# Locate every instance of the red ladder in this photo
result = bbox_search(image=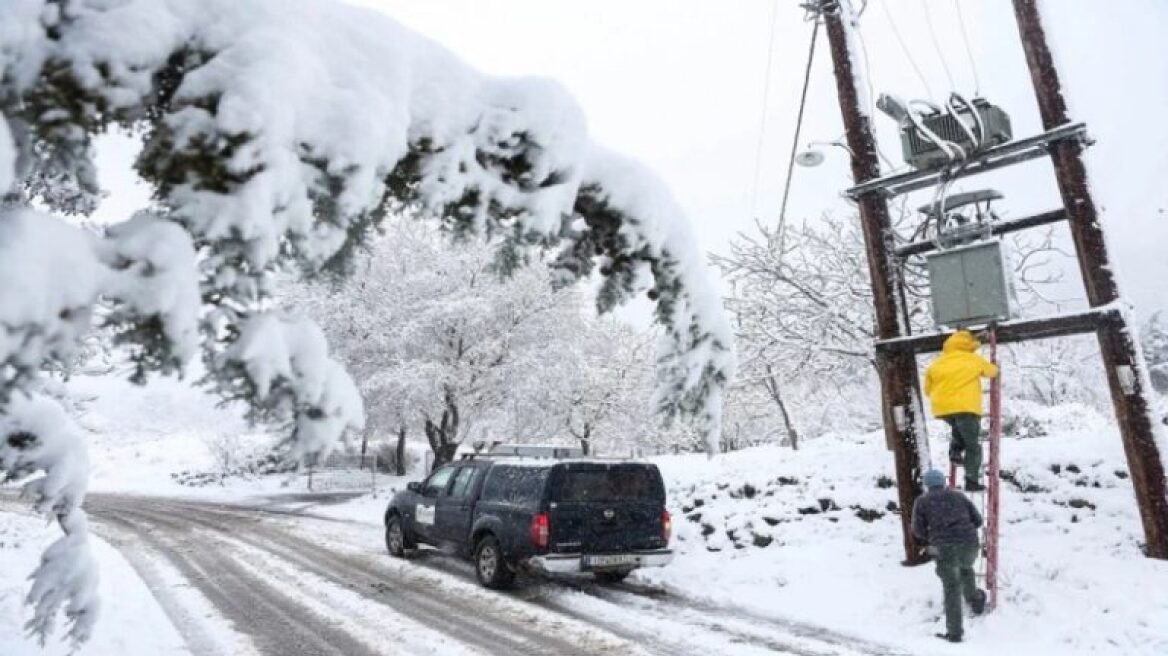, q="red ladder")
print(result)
[985,327,1001,610]
[946,327,1002,610]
